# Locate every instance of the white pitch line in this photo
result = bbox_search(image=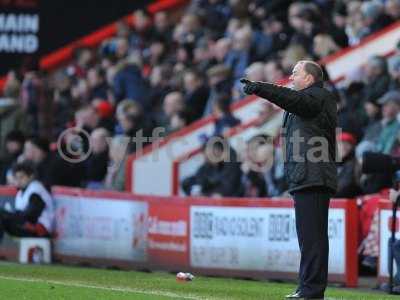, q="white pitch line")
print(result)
[0,275,214,300]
